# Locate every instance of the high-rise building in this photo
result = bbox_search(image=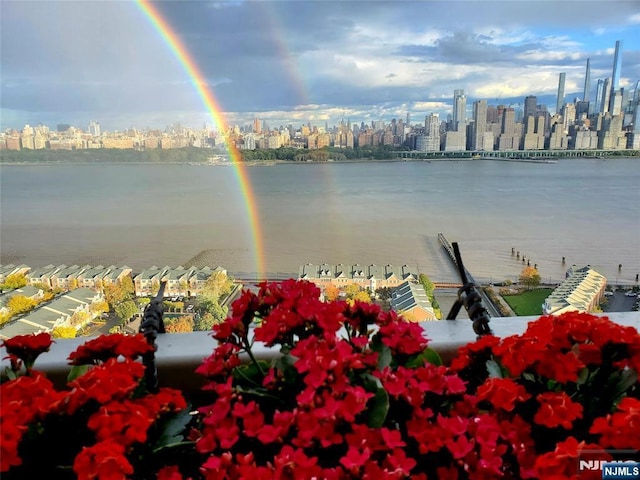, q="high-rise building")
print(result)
[609,41,623,114]
[595,79,605,115]
[452,89,466,131]
[611,40,622,91]
[583,59,591,102]
[601,78,612,114]
[88,121,101,137]
[556,73,566,114]
[471,100,488,150]
[523,96,537,121]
